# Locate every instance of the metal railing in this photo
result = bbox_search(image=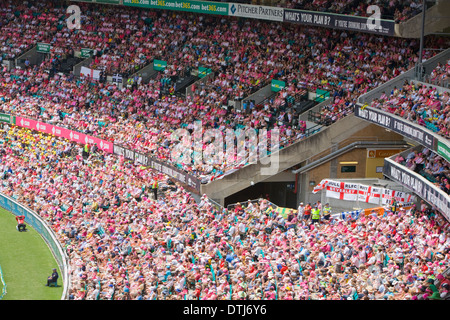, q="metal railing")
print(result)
[226,198,278,212]
[421,74,450,89]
